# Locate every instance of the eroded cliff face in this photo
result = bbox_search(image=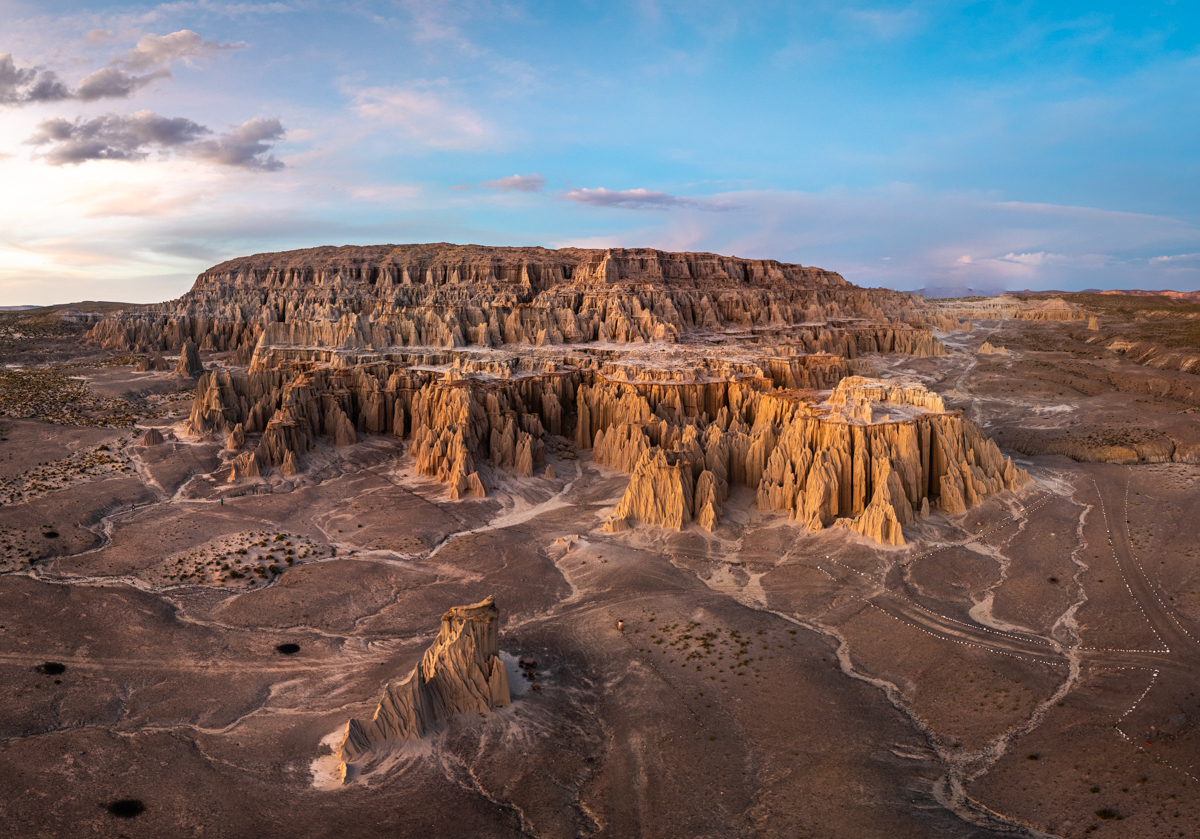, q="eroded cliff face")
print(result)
[92,243,1025,544]
[595,376,1027,545]
[89,243,948,355]
[336,596,510,780]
